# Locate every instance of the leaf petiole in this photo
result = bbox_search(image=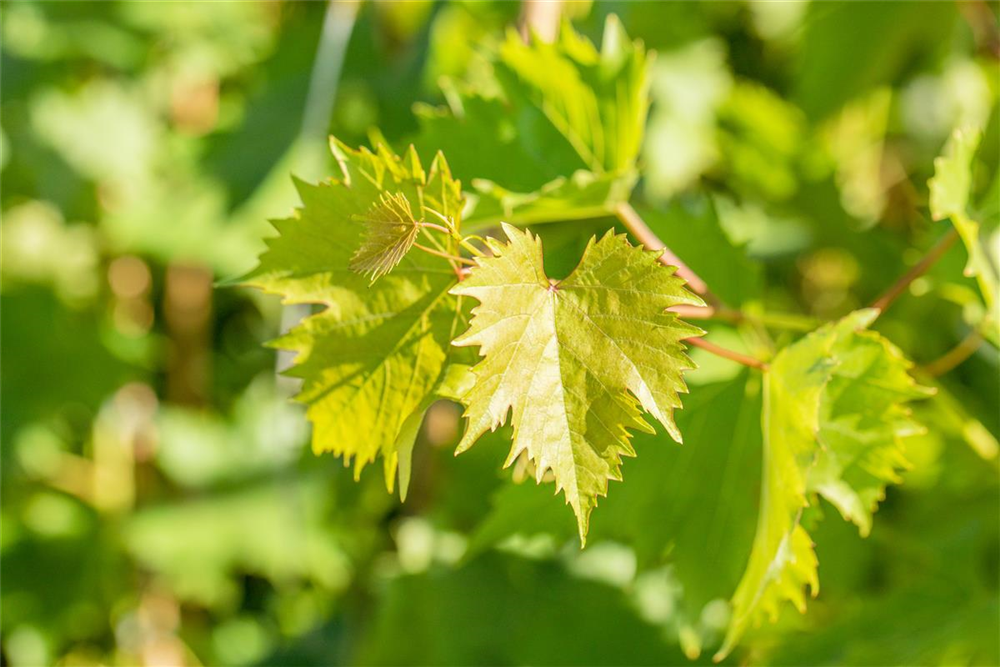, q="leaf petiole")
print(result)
[413,242,478,266]
[685,336,769,371]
